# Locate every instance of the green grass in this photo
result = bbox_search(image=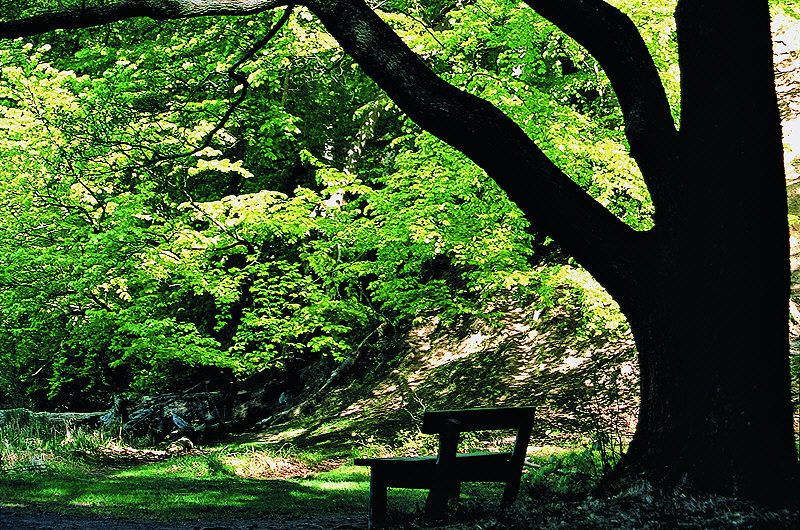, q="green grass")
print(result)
[1,462,370,521]
[0,442,604,526]
[0,458,509,525]
[0,436,511,524]
[0,410,608,525]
